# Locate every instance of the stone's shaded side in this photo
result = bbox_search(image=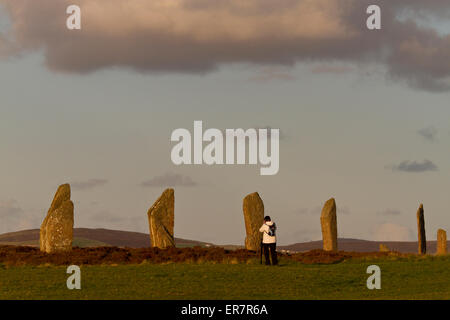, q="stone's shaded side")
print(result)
[243,192,264,251]
[40,184,74,253]
[147,188,175,249]
[320,198,338,252]
[437,229,447,255]
[417,204,426,255]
